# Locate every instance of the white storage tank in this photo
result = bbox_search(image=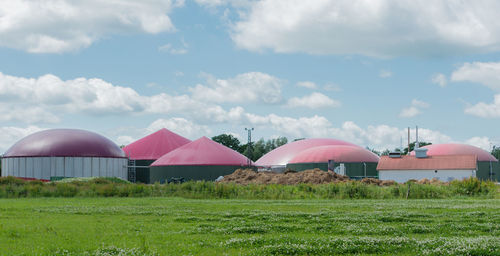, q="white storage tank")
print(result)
[1,129,128,181]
